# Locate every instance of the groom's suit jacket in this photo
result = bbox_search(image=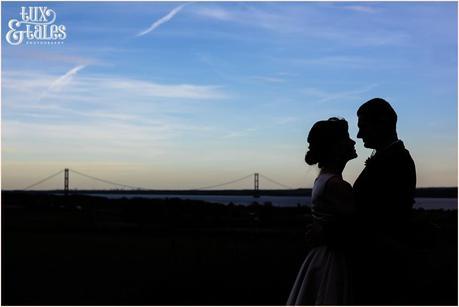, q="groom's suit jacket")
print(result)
[353,140,416,232]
